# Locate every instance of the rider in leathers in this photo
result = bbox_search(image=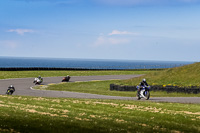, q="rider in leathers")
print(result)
[7,85,15,94]
[138,79,148,96]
